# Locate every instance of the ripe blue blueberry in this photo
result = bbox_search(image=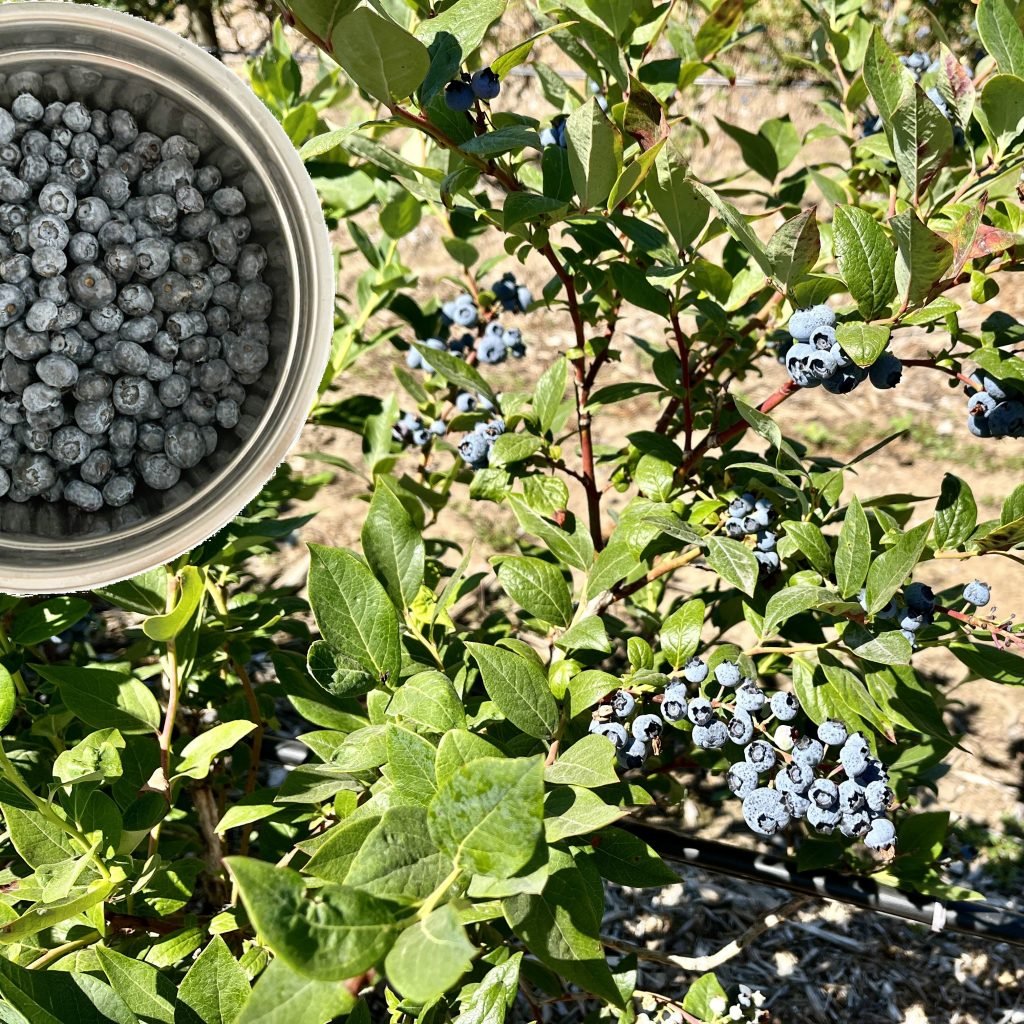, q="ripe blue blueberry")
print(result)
[839,733,870,777]
[611,689,635,718]
[864,817,897,850]
[776,762,814,794]
[808,778,839,810]
[619,737,648,769]
[784,791,811,818]
[788,304,836,341]
[864,779,894,813]
[904,582,935,616]
[817,719,848,746]
[744,740,776,773]
[793,736,824,767]
[589,720,628,750]
[726,709,754,745]
[807,804,842,833]
[660,682,687,722]
[840,808,873,839]
[686,696,714,727]
[735,680,765,712]
[769,691,799,721]
[476,333,507,365]
[693,720,728,749]
[838,778,866,814]
[470,67,501,101]
[714,661,741,688]
[682,656,708,684]
[457,430,490,469]
[631,713,663,742]
[963,579,990,607]
[742,787,790,836]
[726,761,759,798]
[869,351,903,390]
